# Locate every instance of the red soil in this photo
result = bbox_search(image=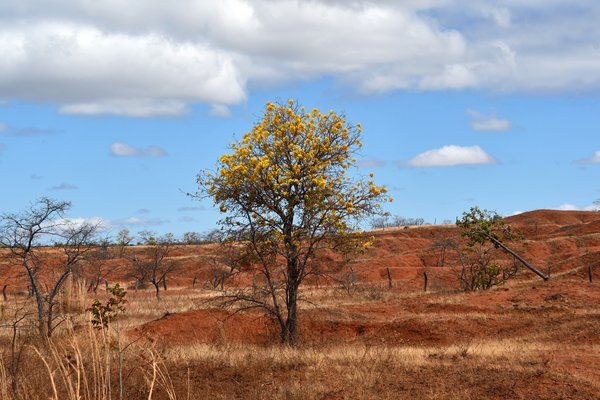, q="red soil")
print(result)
[129,210,600,348]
